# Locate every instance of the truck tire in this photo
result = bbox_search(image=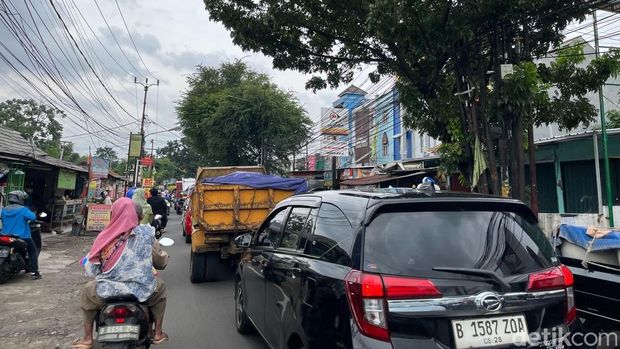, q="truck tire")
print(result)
[204,252,221,282]
[190,251,206,283]
[185,234,191,244]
